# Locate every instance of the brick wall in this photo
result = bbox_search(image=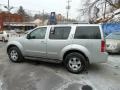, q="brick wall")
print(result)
[0,12,23,23]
